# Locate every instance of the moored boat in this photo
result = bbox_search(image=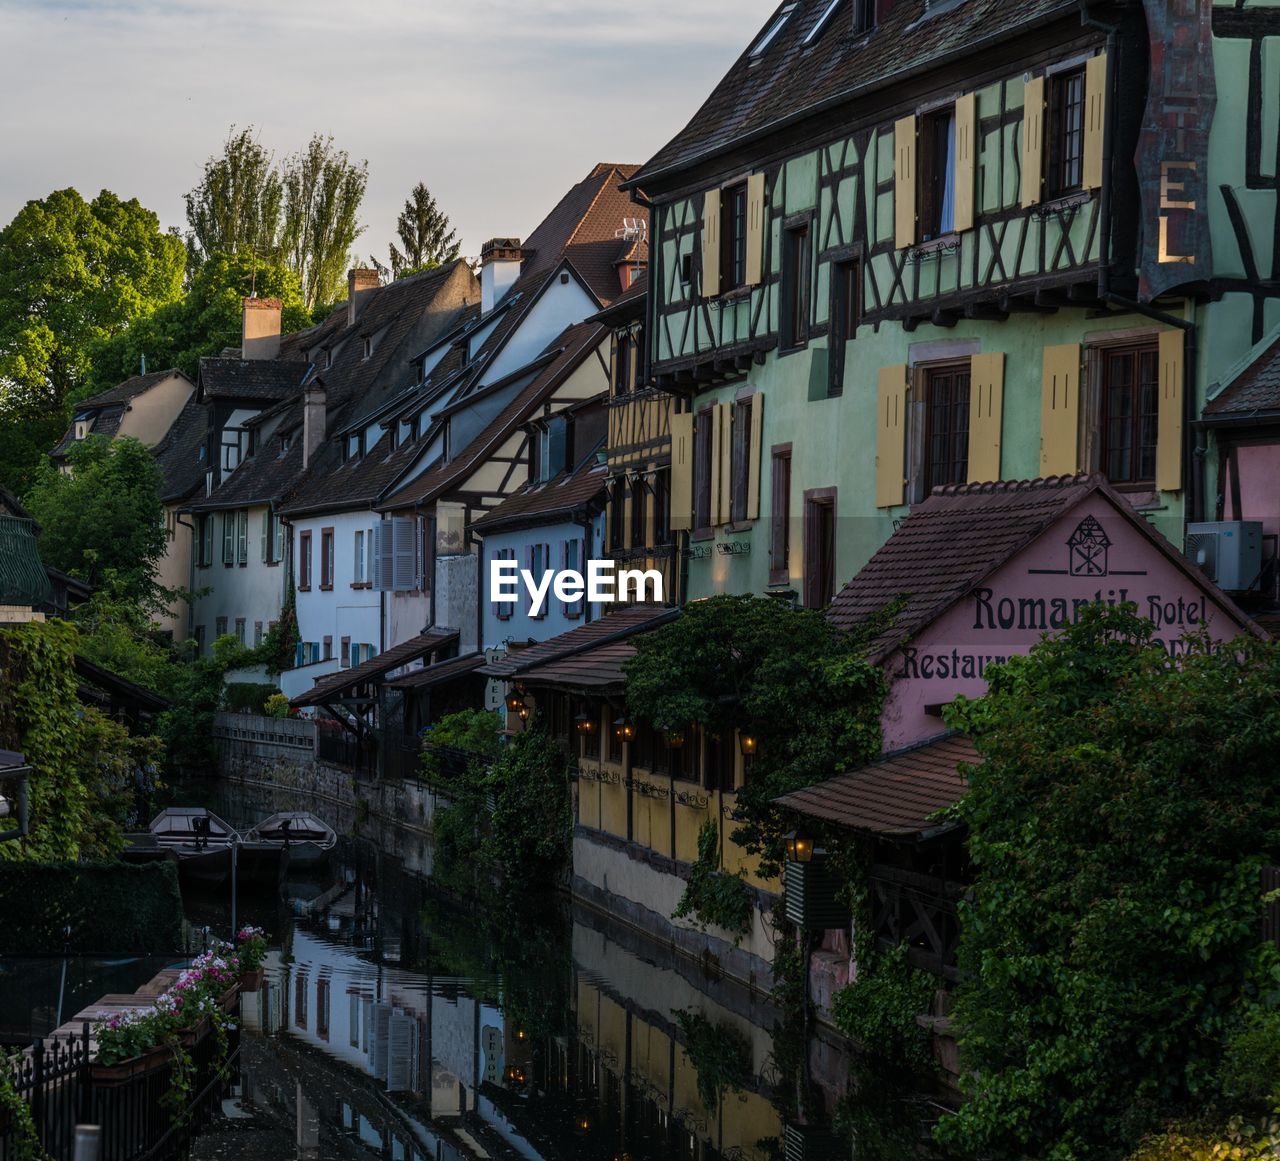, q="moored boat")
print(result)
[244,811,337,869]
